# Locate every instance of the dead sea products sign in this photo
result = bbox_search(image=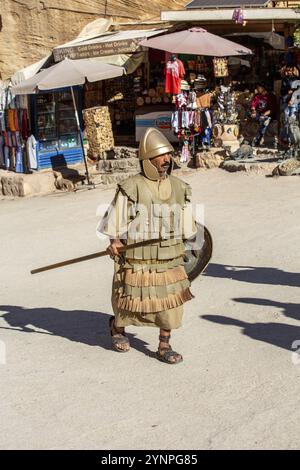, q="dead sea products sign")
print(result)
[54,39,146,62]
